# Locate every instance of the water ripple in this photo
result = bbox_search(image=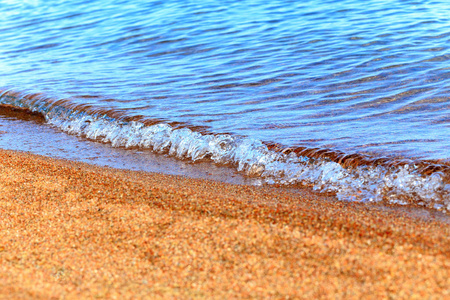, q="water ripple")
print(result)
[0,0,450,205]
